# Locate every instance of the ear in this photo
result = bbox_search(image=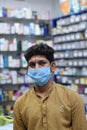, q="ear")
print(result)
[50,62,57,72]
